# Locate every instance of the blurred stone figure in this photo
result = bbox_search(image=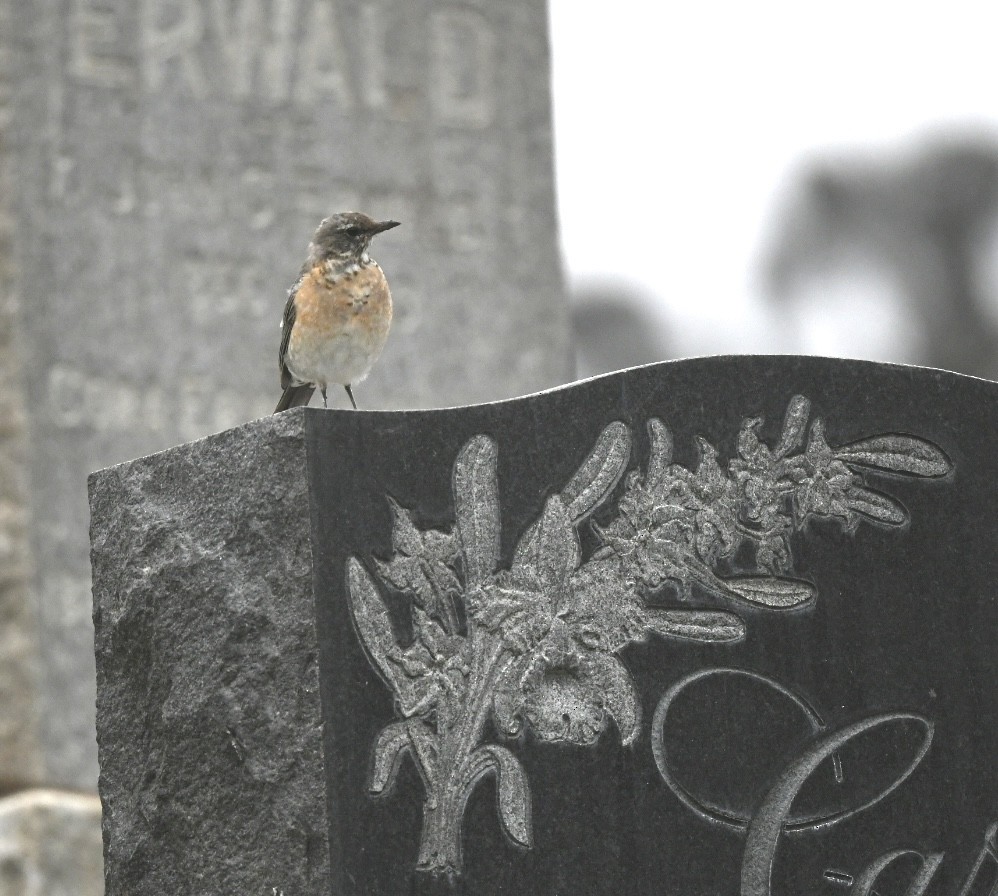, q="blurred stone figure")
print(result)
[572,281,674,379]
[763,133,998,379]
